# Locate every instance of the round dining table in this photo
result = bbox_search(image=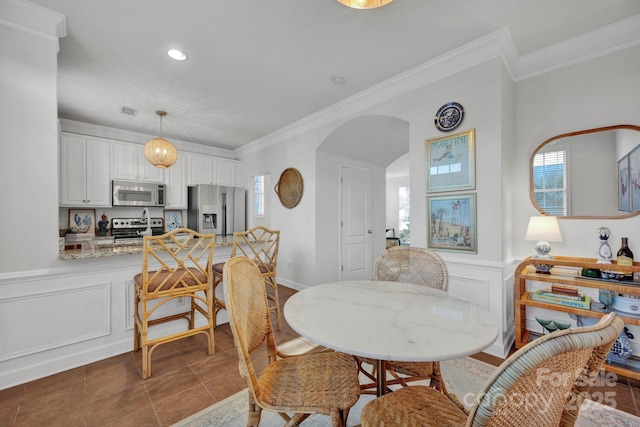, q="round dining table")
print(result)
[284,280,499,396]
